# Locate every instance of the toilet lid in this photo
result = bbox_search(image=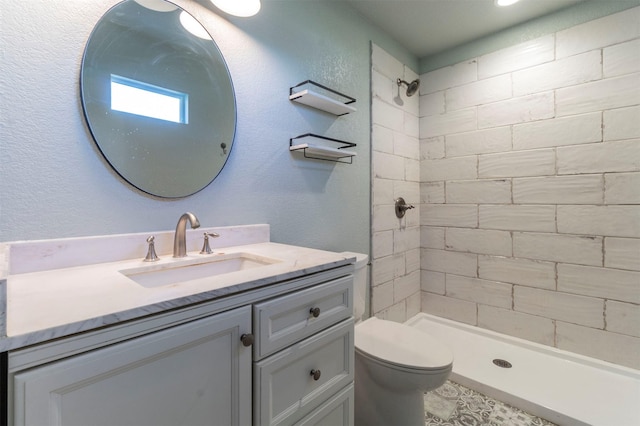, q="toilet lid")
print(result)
[355,317,453,370]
